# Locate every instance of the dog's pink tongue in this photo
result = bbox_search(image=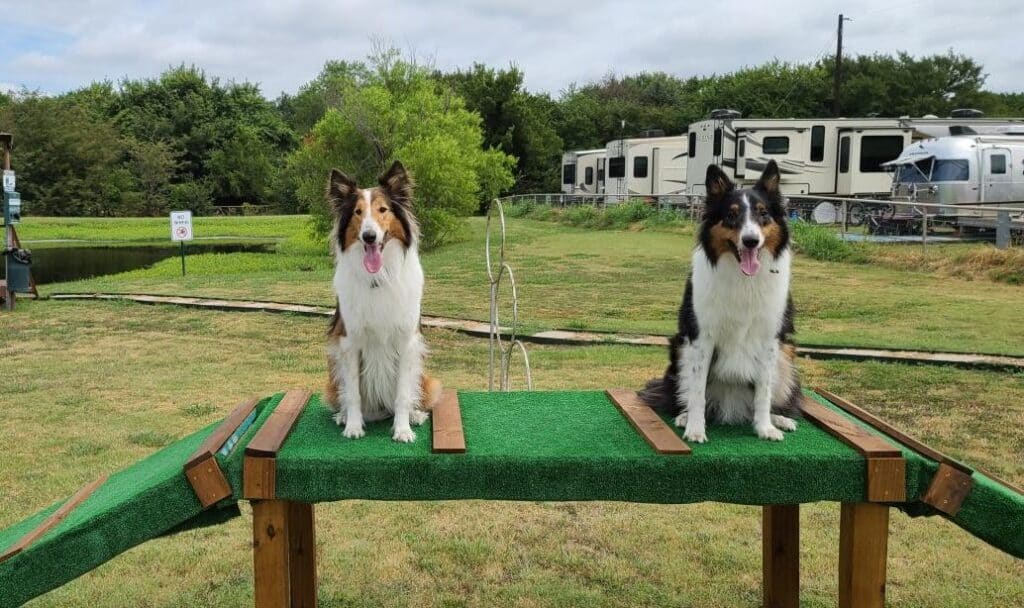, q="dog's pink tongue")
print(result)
[740,248,761,276]
[363,243,383,274]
